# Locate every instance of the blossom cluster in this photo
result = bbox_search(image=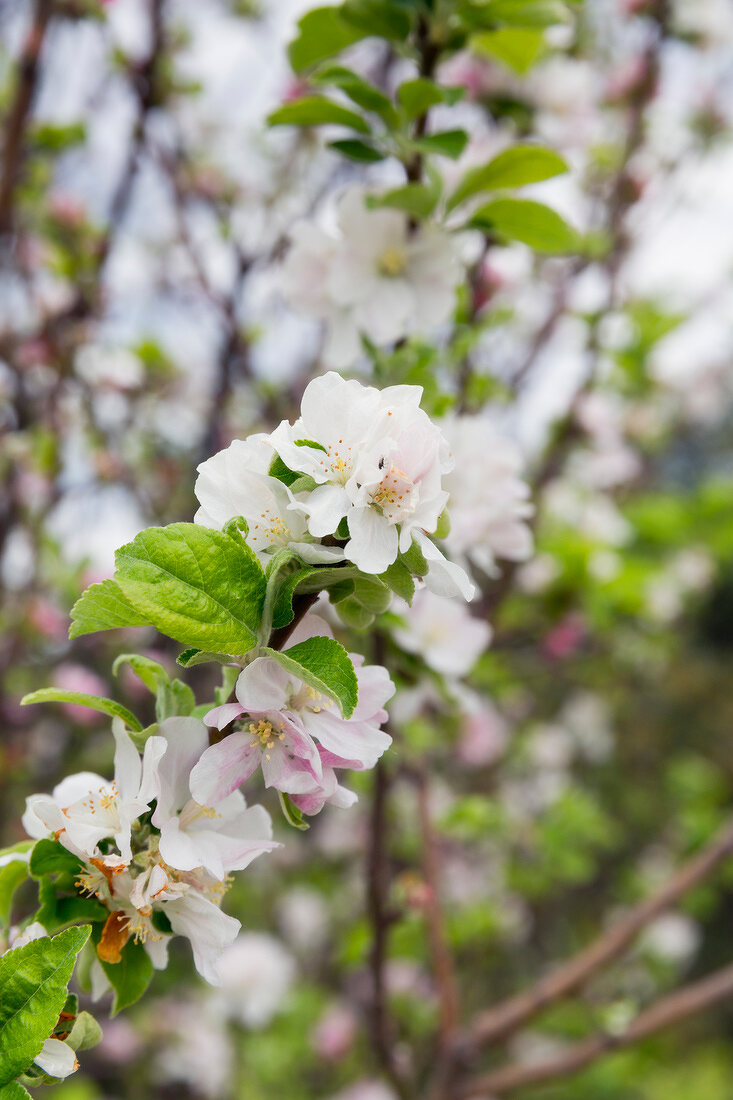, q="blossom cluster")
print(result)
[18,371,531,1003]
[196,370,475,594]
[23,718,277,985]
[280,188,469,367]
